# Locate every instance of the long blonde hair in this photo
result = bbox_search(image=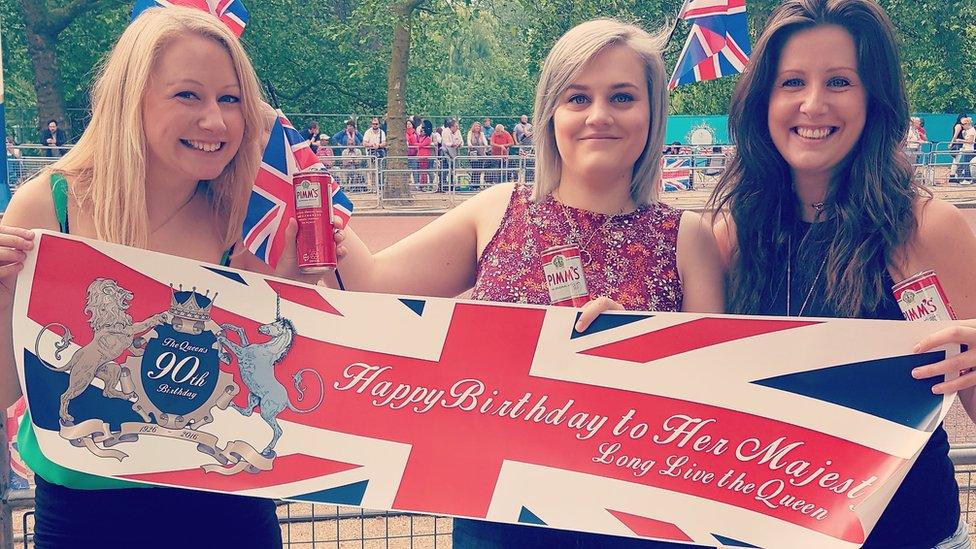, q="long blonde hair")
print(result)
[49,6,265,249]
[531,18,669,205]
